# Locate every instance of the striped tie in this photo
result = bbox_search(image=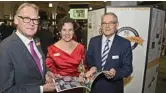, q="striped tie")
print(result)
[101,39,110,70]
